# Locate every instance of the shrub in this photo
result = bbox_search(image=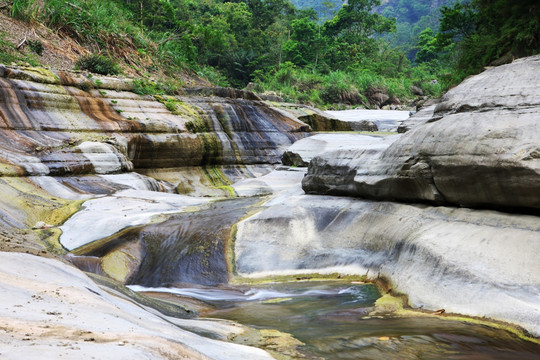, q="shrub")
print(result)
[132,78,158,95]
[27,39,43,56]
[132,78,183,96]
[76,54,120,75]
